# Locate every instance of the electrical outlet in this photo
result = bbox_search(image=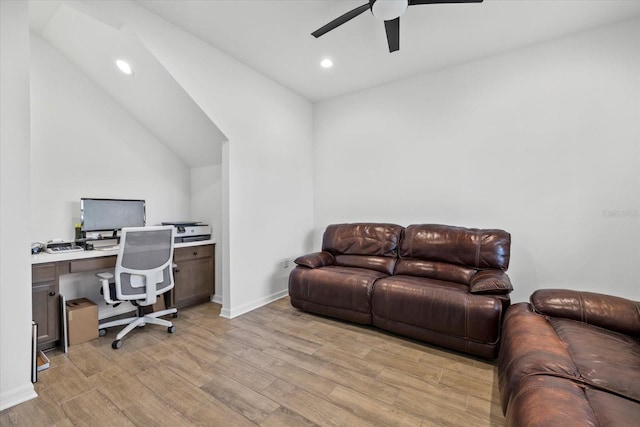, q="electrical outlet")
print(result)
[283,258,290,269]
